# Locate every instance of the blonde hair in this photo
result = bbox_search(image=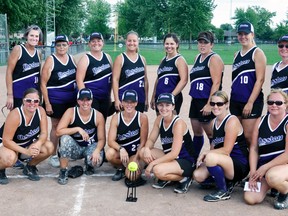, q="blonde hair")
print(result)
[267,88,288,104]
[126,31,139,53]
[211,90,229,103]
